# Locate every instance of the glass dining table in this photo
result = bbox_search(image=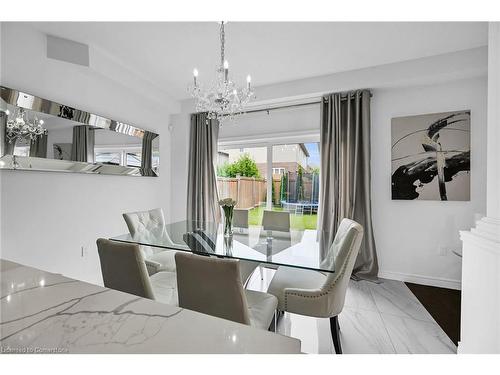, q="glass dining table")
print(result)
[110,220,335,273]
